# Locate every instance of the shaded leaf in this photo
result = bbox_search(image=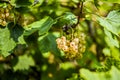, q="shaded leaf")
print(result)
[15,0,32,7]
[38,33,60,56]
[8,22,25,43]
[94,0,99,8]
